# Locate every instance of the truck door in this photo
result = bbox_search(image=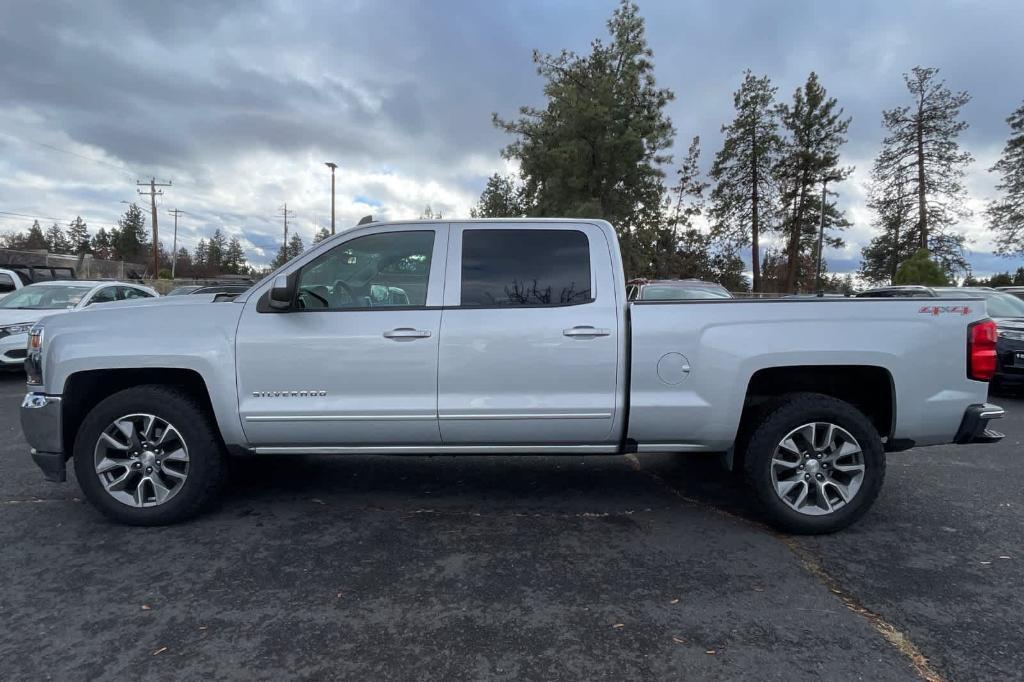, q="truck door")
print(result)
[437,223,621,447]
[235,224,448,448]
